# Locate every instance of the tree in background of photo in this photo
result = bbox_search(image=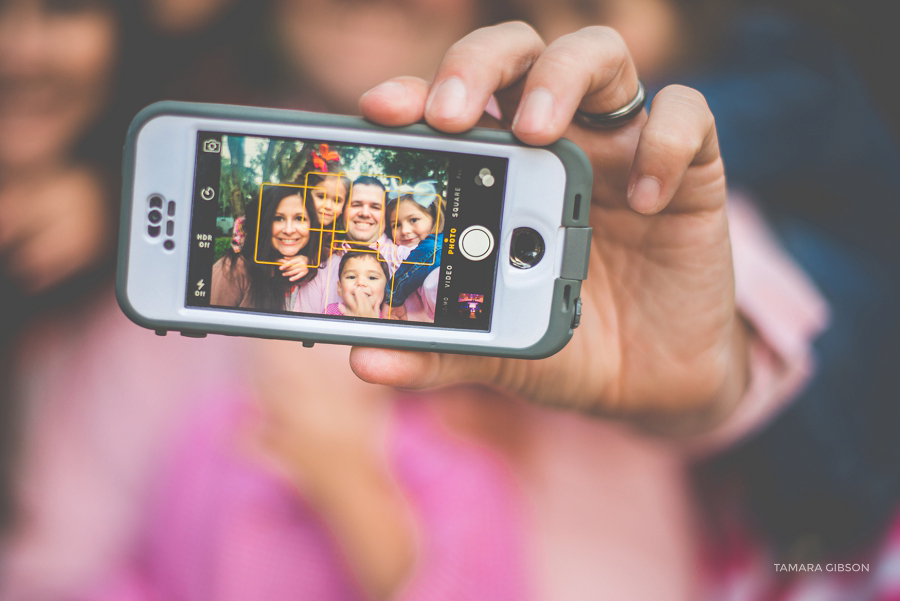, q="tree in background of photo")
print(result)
[211,137,450,263]
[339,146,449,198]
[219,136,308,221]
